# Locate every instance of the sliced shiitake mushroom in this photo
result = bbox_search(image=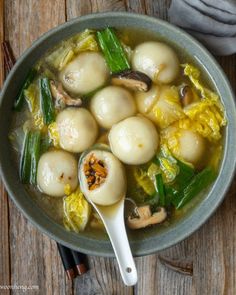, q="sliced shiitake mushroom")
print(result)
[50,80,82,109]
[180,85,194,107]
[127,205,167,229]
[111,70,152,92]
